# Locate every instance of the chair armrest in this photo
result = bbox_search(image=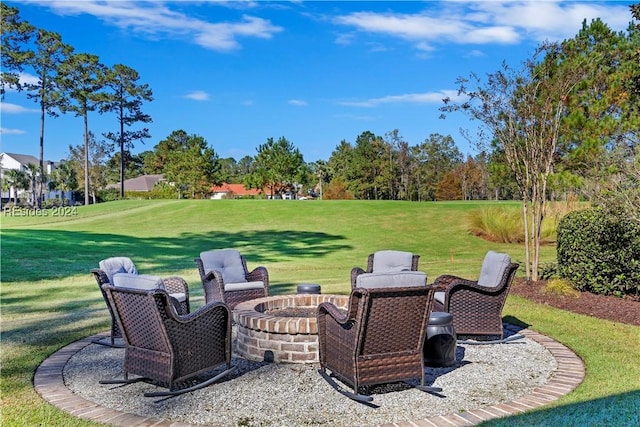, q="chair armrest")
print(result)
[162,276,189,295]
[246,266,269,292]
[350,267,365,289]
[432,274,470,289]
[317,302,350,324]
